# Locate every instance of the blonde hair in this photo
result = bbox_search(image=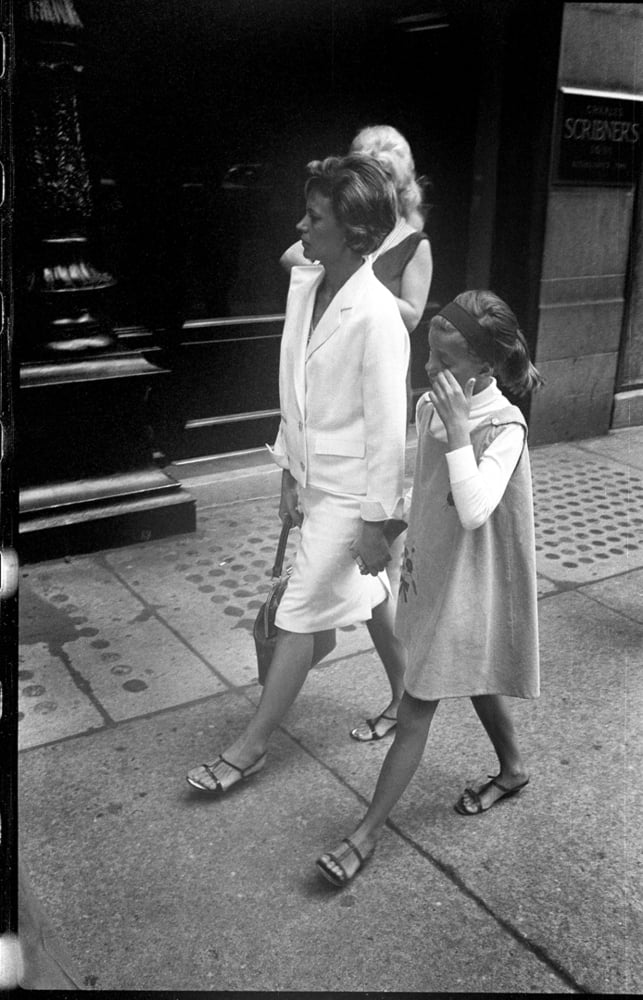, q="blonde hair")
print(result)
[350,124,424,223]
[432,290,544,397]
